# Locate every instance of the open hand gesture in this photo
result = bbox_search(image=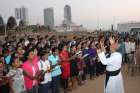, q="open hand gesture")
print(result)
[96,39,105,54]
